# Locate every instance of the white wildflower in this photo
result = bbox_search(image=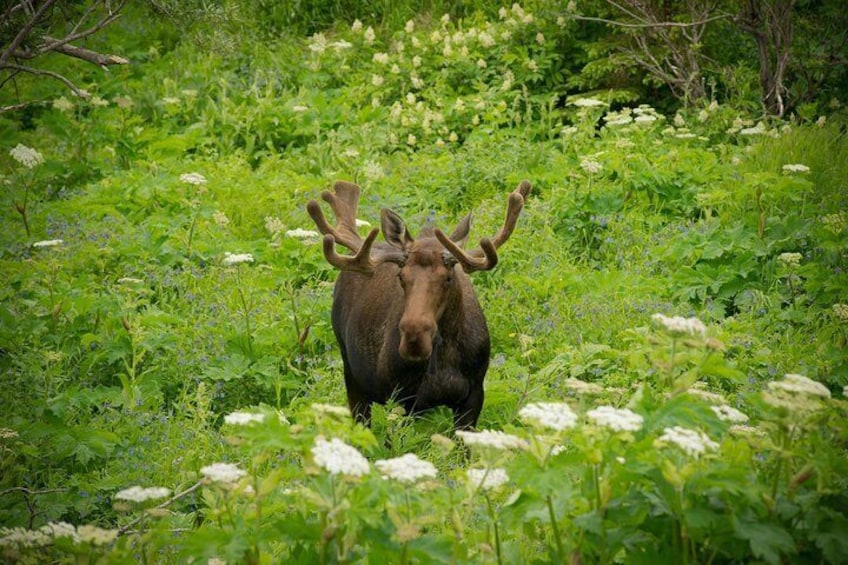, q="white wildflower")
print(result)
[391,63,401,74]
[201,462,247,484]
[214,210,230,227]
[53,96,74,112]
[833,303,848,320]
[115,485,171,503]
[777,252,802,268]
[375,453,437,483]
[580,158,602,175]
[222,252,254,266]
[351,19,362,33]
[816,115,827,127]
[634,114,657,124]
[478,31,495,48]
[32,239,63,248]
[10,144,44,168]
[180,172,207,185]
[331,40,353,51]
[698,109,709,122]
[782,163,810,174]
[364,26,376,45]
[518,402,578,431]
[224,411,266,425]
[657,426,718,458]
[405,20,415,33]
[265,216,285,237]
[673,113,686,127]
[0,527,51,548]
[740,123,766,135]
[0,428,19,439]
[362,160,385,181]
[90,96,109,107]
[571,98,606,108]
[711,405,749,423]
[536,32,545,45]
[407,134,417,146]
[456,429,528,450]
[467,467,509,491]
[586,406,644,432]
[76,524,118,546]
[311,437,370,477]
[476,58,487,69]
[768,374,830,398]
[562,378,604,395]
[651,313,707,338]
[292,105,309,113]
[285,228,320,241]
[373,52,389,64]
[371,74,384,87]
[41,522,78,541]
[675,133,697,139]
